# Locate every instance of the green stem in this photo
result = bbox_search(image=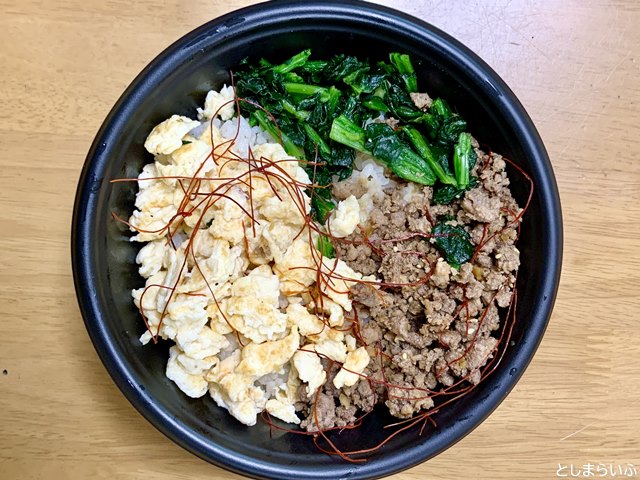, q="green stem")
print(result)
[303,124,331,157]
[403,126,457,186]
[362,96,390,113]
[284,82,328,97]
[281,99,310,121]
[431,98,452,119]
[453,132,473,189]
[252,110,305,159]
[389,52,418,93]
[272,49,311,74]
